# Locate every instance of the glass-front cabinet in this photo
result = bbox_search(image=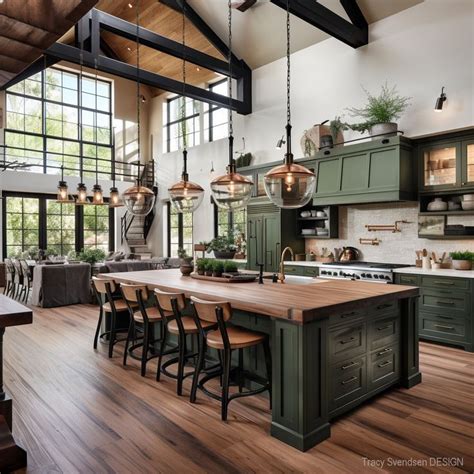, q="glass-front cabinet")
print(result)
[462,140,474,187]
